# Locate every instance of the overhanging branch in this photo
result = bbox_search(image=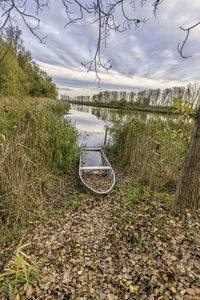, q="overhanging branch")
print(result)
[178,21,200,58]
